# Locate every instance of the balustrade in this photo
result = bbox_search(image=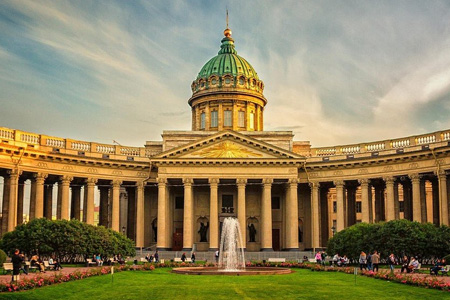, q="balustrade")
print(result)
[96,144,115,154]
[46,138,66,148]
[366,142,385,151]
[71,142,91,151]
[0,129,14,140]
[391,139,410,148]
[416,135,436,145]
